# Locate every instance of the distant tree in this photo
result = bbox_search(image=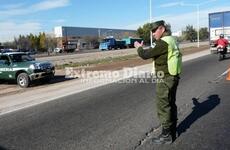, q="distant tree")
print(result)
[14,37,19,49]
[34,35,40,51]
[2,42,16,49]
[183,25,197,42]
[199,27,209,41]
[83,36,99,49]
[9,33,57,53]
[39,32,46,52]
[137,22,171,45]
[45,34,57,55]
[17,35,31,50]
[174,34,184,42]
[123,32,131,38]
[88,36,99,49]
[137,23,152,45]
[28,33,36,50]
